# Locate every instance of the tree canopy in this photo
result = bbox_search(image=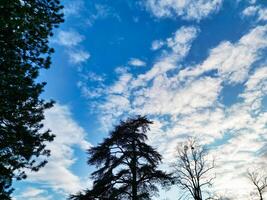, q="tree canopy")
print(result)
[70,116,172,200]
[0,0,63,198]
